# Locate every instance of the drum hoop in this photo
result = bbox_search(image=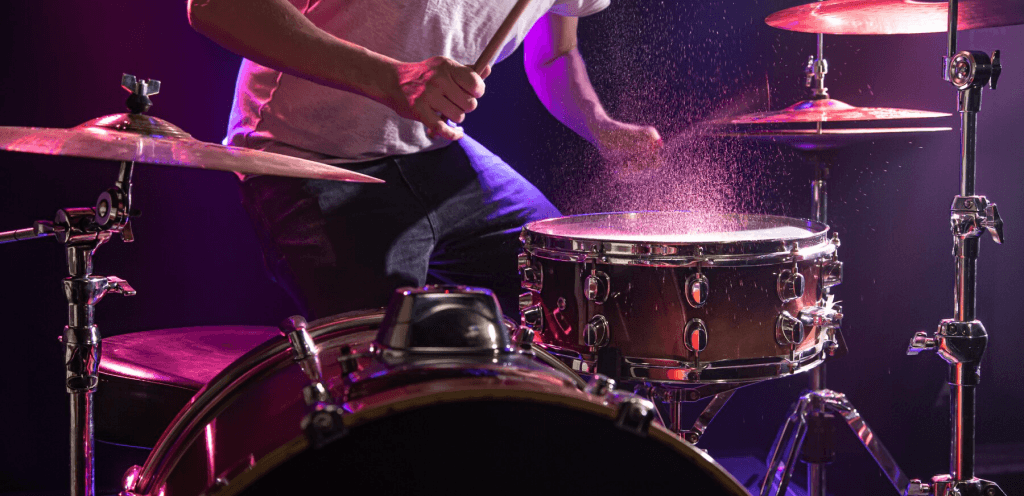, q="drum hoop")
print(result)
[535,336,828,384]
[523,212,832,267]
[134,309,386,495]
[209,384,749,496]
